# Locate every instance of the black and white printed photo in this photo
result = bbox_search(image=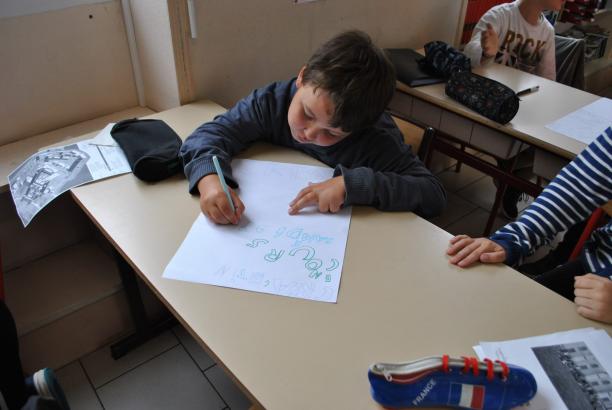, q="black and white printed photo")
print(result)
[533,342,612,410]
